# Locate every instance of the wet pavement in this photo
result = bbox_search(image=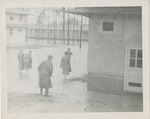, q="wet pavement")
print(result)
[7,44,143,113]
